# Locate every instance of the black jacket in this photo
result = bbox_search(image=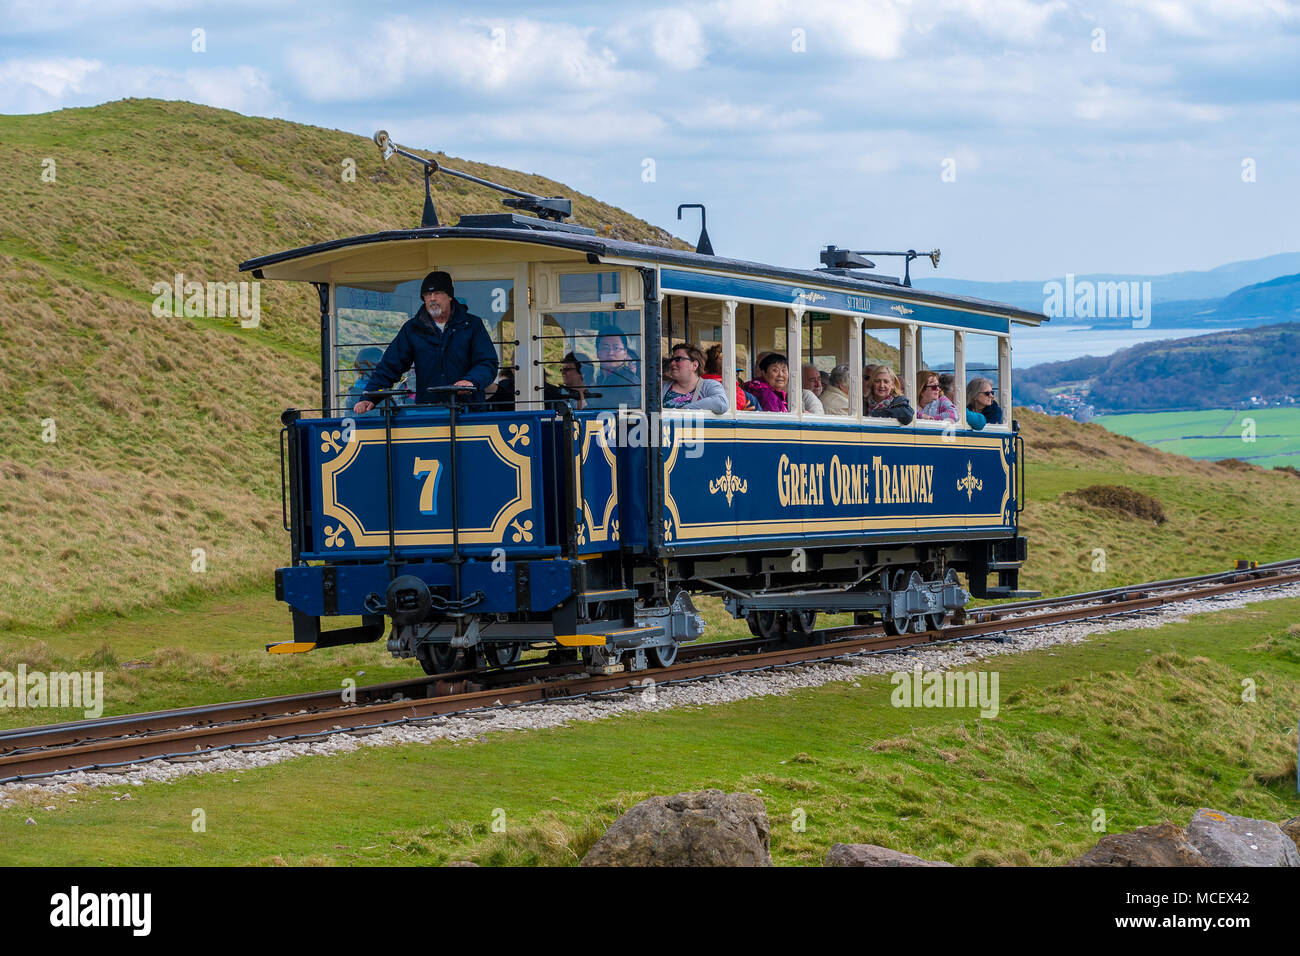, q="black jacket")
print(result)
[363,300,497,404]
[867,395,915,425]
